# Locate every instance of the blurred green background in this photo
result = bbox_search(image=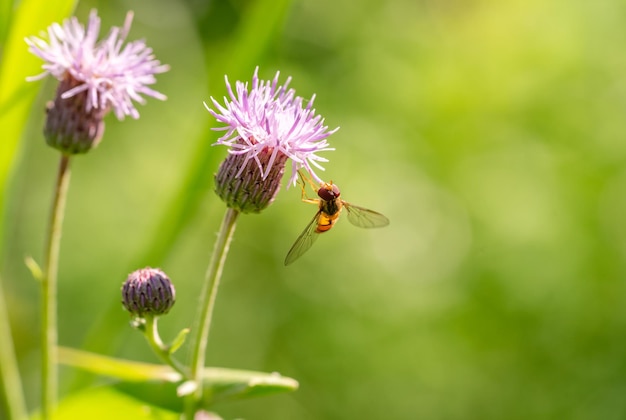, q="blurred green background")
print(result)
[3,0,626,418]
